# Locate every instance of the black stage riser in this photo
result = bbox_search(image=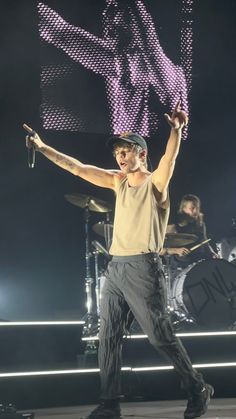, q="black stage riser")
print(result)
[122,334,236,366]
[1,324,236,409]
[0,367,236,410]
[0,324,84,371]
[1,325,236,369]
